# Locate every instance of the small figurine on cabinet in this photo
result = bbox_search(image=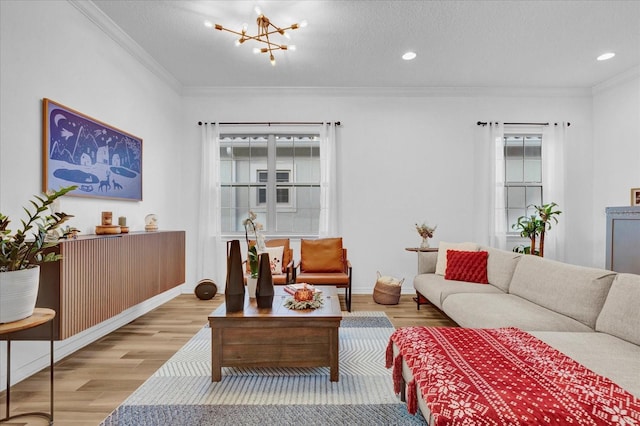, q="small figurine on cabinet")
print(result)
[145,214,158,232]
